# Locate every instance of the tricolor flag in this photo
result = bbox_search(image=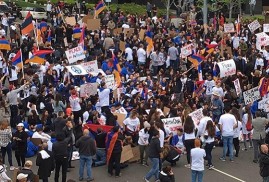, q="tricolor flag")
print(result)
[46,28,51,44]
[73,27,81,39]
[236,15,240,35]
[11,50,23,69]
[21,12,34,35]
[193,80,205,98]
[213,62,218,81]
[0,39,11,50]
[259,77,269,97]
[188,55,203,68]
[145,27,154,56]
[109,51,122,87]
[39,21,47,32]
[33,49,54,58]
[94,0,106,18]
[79,23,86,50]
[25,55,45,64]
